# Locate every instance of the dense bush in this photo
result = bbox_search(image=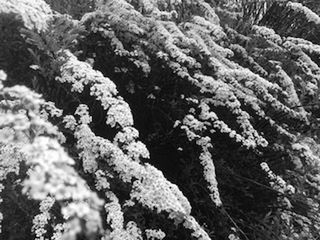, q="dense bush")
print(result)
[1,0,320,239]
